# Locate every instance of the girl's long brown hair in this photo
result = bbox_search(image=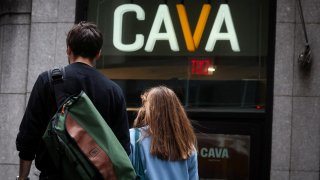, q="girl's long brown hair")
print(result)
[133,86,196,160]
